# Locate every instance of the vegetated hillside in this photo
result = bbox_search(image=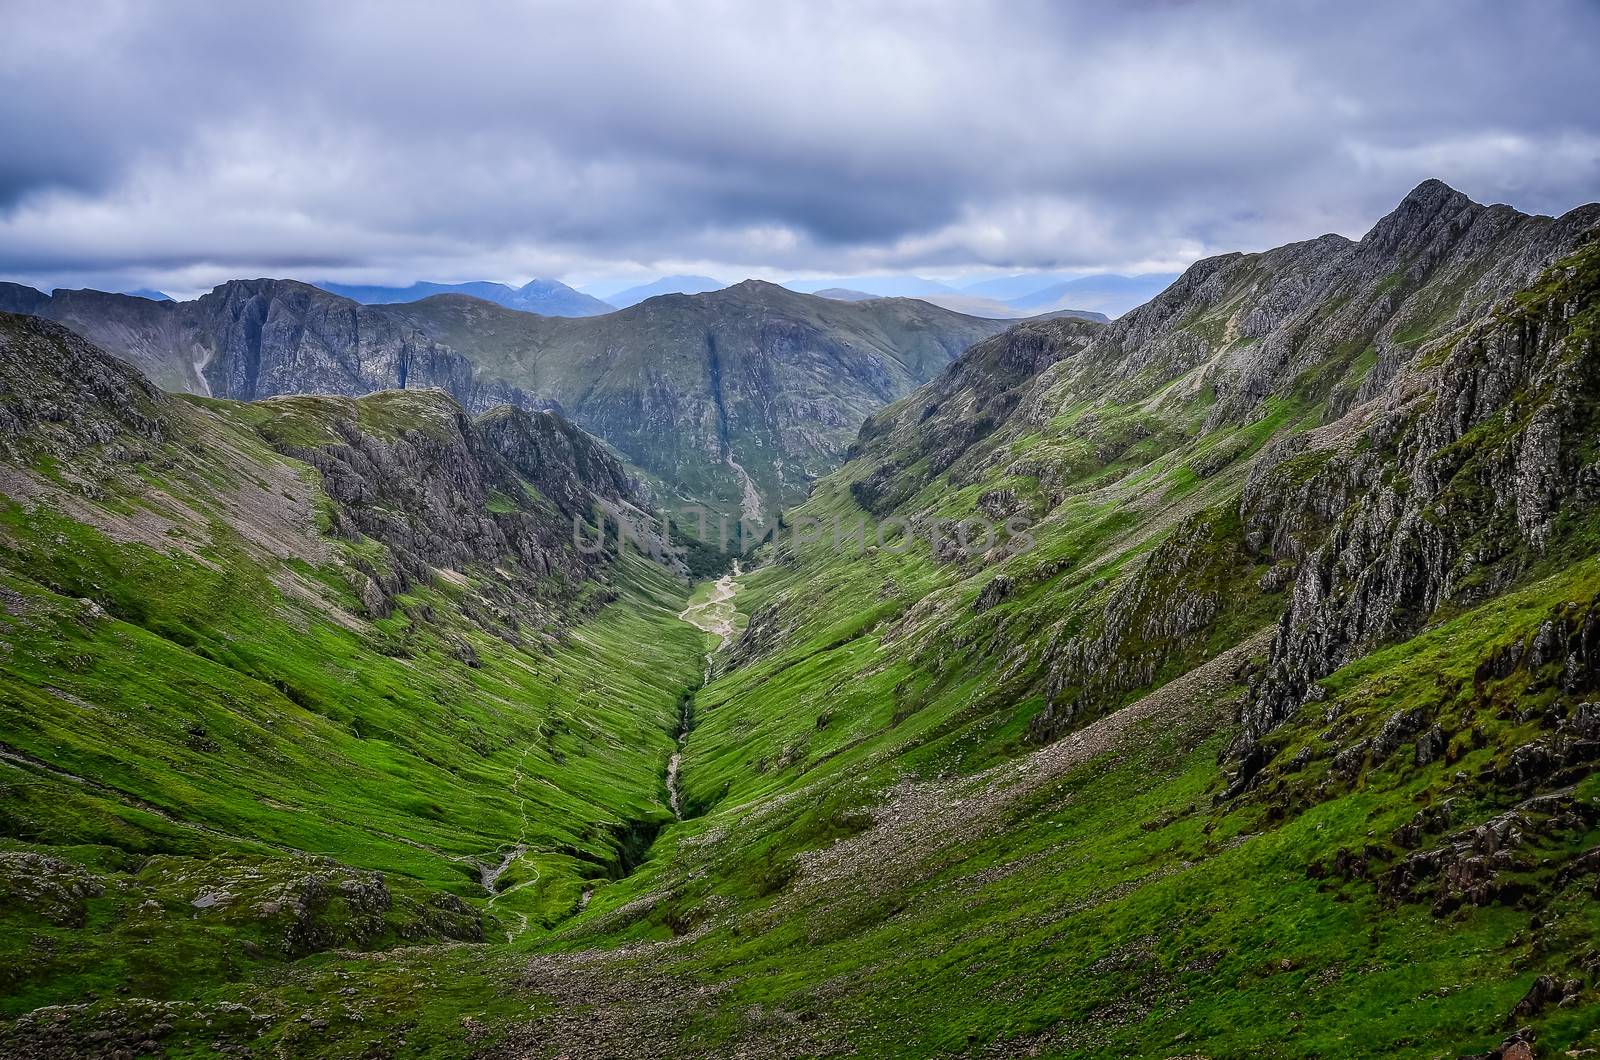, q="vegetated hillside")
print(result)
[0,279,1007,526]
[520,181,1600,1057]
[388,281,1010,522]
[0,312,710,1053]
[7,180,1600,1059]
